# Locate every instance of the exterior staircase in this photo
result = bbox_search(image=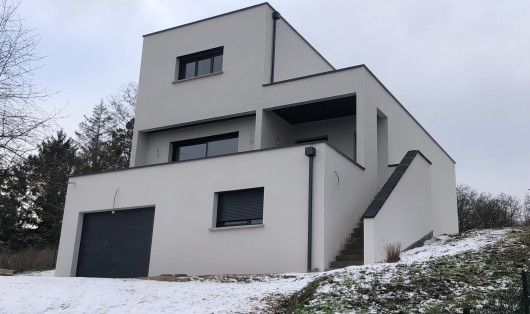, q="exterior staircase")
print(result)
[329,219,364,269]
